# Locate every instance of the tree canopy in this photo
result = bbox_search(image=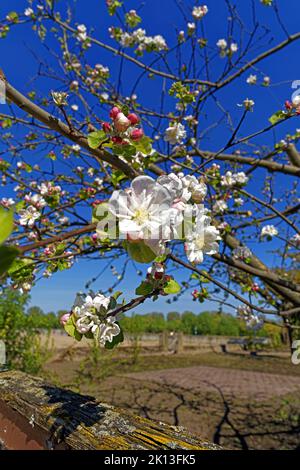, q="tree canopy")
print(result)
[0,0,299,349]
